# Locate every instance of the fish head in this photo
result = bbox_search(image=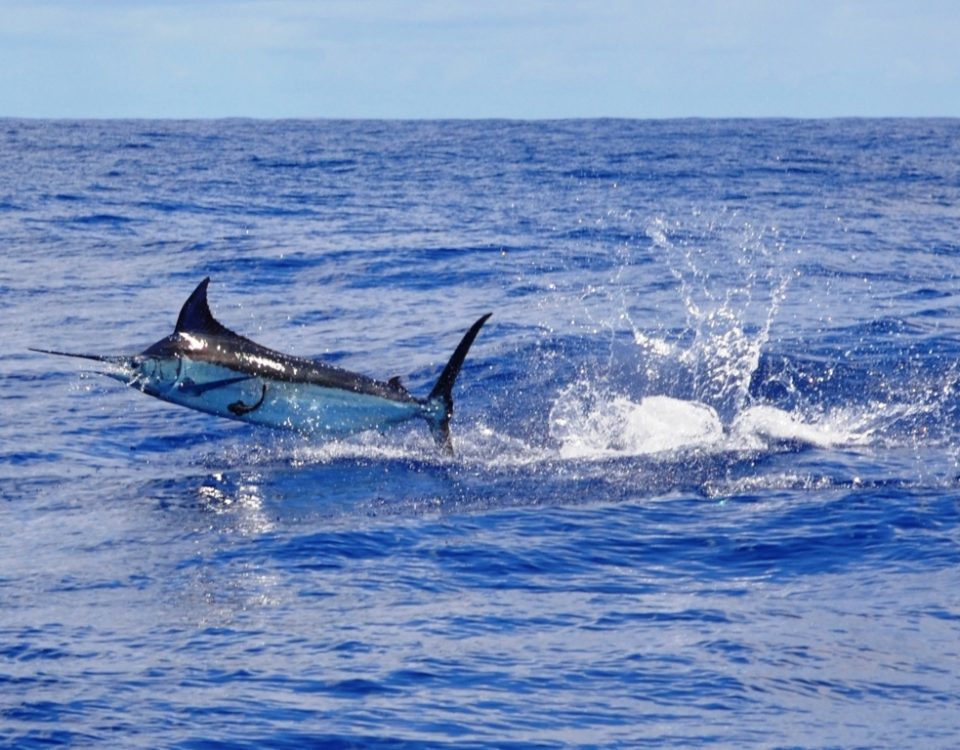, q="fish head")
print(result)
[122,353,185,397]
[30,346,184,398]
